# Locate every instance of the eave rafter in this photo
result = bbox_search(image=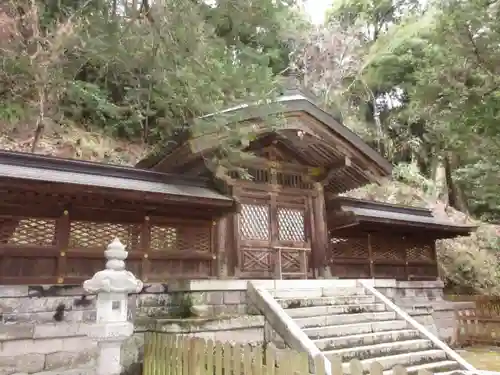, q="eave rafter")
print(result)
[319,156,352,186]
